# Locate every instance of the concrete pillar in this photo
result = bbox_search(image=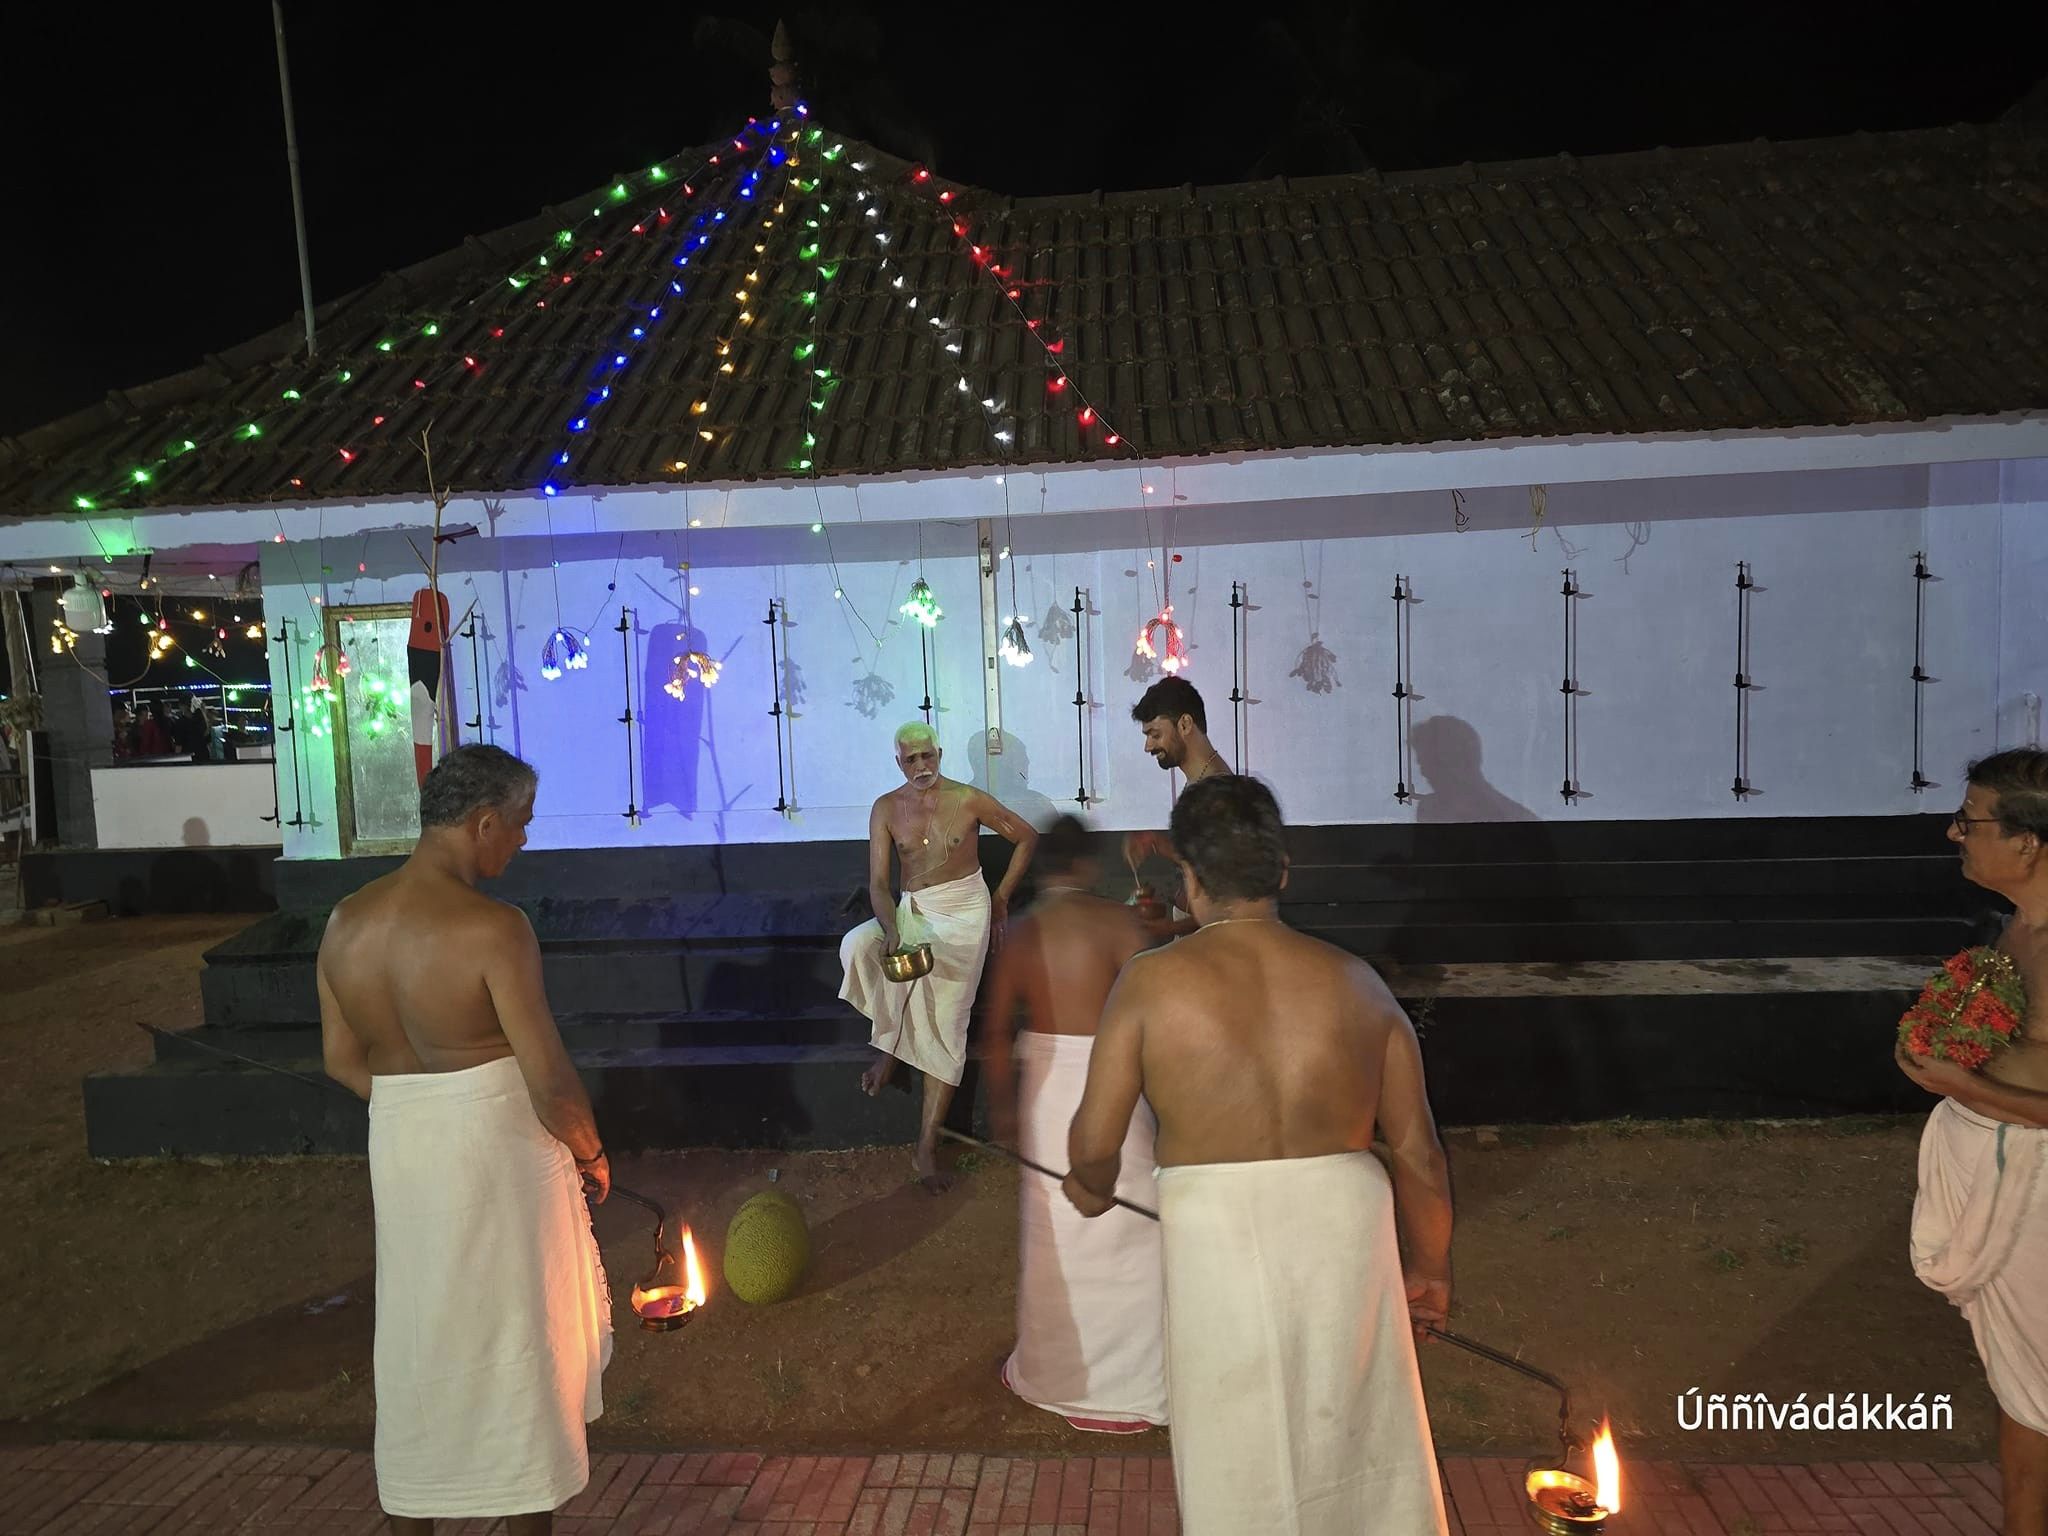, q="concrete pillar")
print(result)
[29,587,109,848]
